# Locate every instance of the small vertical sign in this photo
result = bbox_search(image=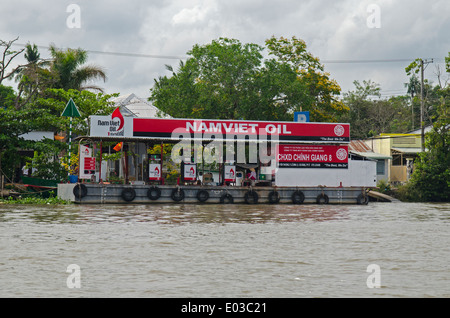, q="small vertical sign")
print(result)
[149,163,161,181]
[224,166,236,183]
[294,111,310,122]
[79,145,95,179]
[183,164,197,181]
